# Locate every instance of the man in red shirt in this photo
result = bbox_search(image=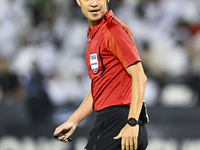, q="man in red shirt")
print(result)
[54,0,149,150]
